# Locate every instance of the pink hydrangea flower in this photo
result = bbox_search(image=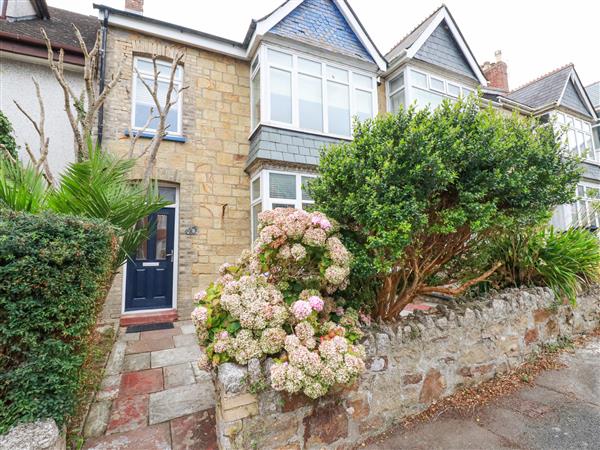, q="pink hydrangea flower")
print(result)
[308,295,324,312]
[291,300,312,320]
[194,290,206,301]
